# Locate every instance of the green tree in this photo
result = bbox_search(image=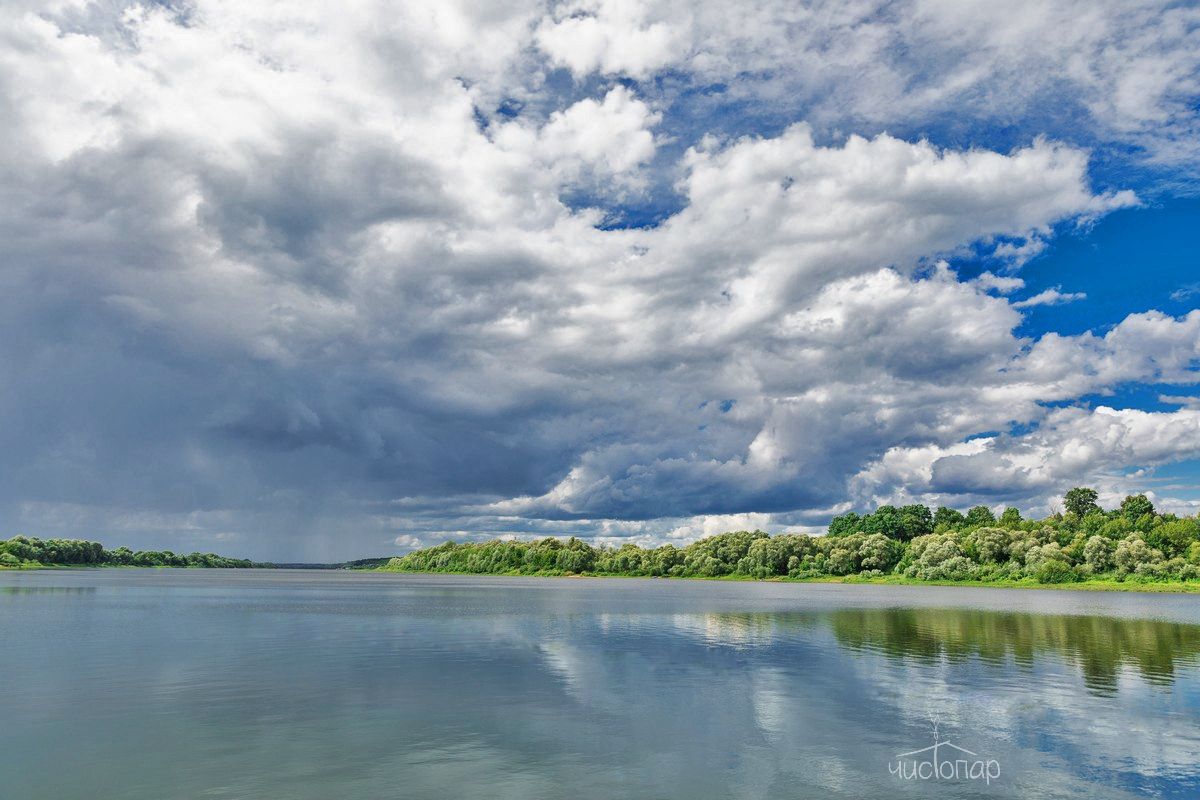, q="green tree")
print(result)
[964,506,996,527]
[644,544,682,576]
[826,512,861,537]
[1144,519,1199,559]
[1064,487,1101,518]
[998,507,1023,528]
[863,506,905,539]
[898,505,934,540]
[933,506,966,529]
[1119,494,1155,520]
[557,538,597,573]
